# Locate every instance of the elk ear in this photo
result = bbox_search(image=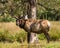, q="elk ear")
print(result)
[25,15,28,20]
[14,15,23,19]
